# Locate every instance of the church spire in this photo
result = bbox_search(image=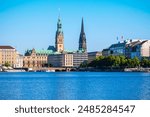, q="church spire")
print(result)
[81,18,84,33]
[79,18,87,52]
